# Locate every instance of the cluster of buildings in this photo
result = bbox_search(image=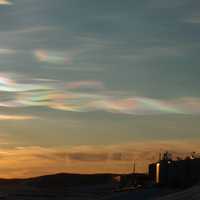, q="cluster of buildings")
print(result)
[149,152,200,188]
